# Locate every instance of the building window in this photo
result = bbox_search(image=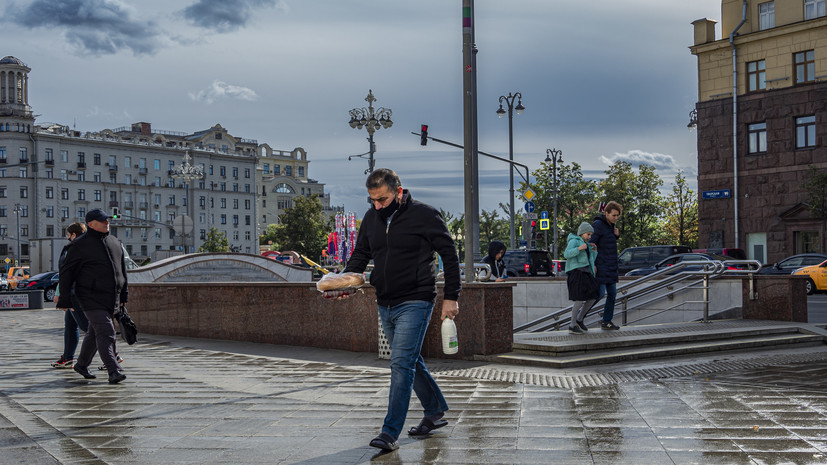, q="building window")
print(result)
[748,122,767,154]
[220,166,226,177]
[795,230,819,253]
[245,199,251,209]
[45,148,53,161]
[244,168,250,178]
[285,166,292,176]
[61,150,69,162]
[61,207,69,219]
[46,225,54,237]
[759,1,774,30]
[233,215,239,226]
[0,147,5,161]
[245,215,251,226]
[77,207,86,219]
[154,159,160,170]
[221,214,227,224]
[298,167,304,177]
[94,190,102,201]
[94,153,101,165]
[78,189,85,200]
[795,50,815,84]
[805,0,826,19]
[232,167,238,178]
[169,195,175,206]
[747,60,766,92]
[19,147,27,162]
[94,172,101,182]
[233,199,239,209]
[263,163,269,174]
[45,168,53,178]
[796,116,817,148]
[0,205,5,217]
[20,186,28,198]
[221,198,227,209]
[273,164,280,175]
